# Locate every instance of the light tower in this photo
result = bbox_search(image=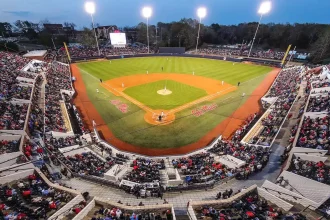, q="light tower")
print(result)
[85,1,101,56]
[248,1,272,57]
[142,7,152,54]
[195,7,207,54]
